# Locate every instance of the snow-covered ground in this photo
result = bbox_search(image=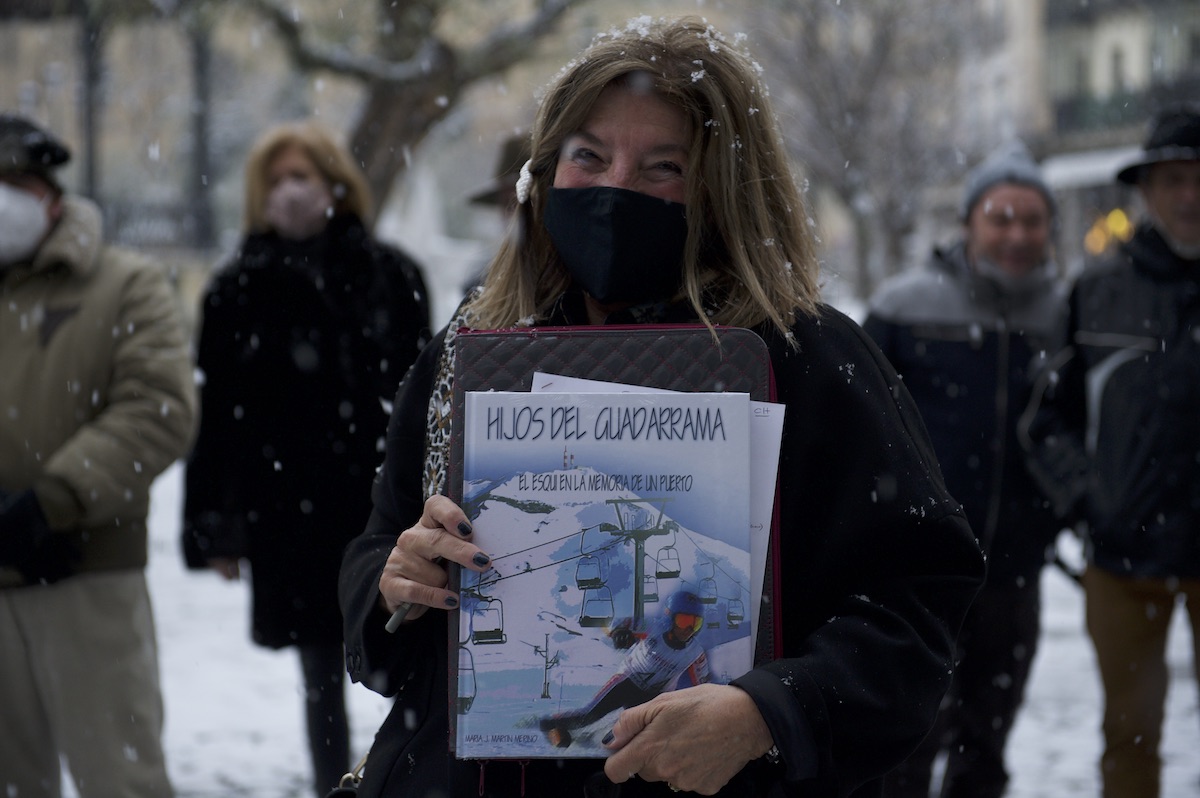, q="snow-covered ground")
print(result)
[140,463,392,798]
[116,463,1200,796]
